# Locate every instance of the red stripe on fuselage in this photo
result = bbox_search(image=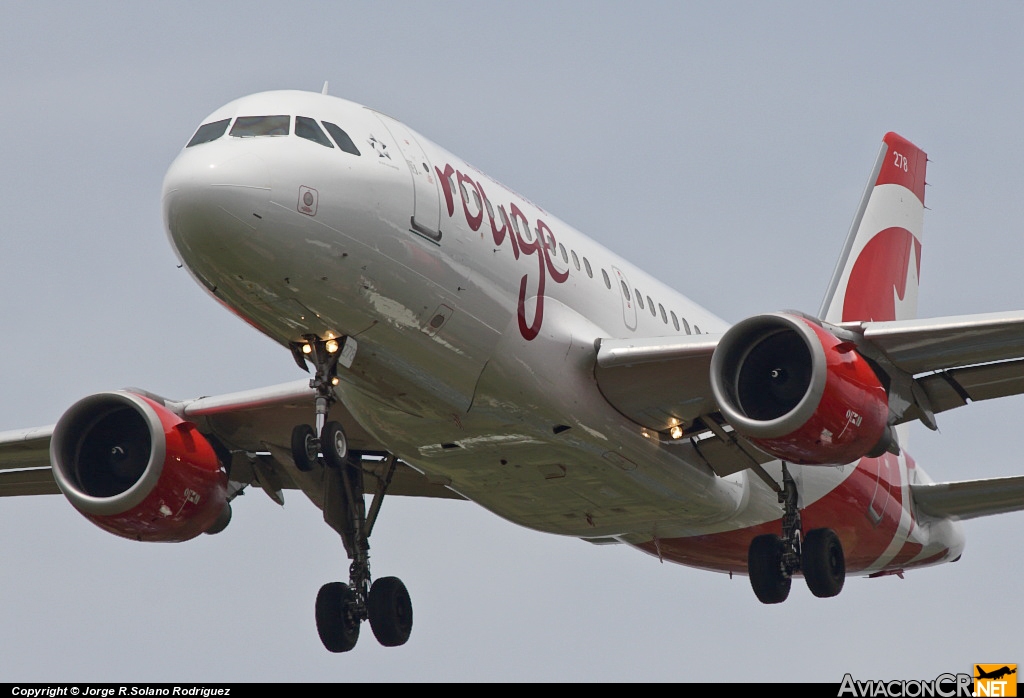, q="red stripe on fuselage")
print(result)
[636,454,911,575]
